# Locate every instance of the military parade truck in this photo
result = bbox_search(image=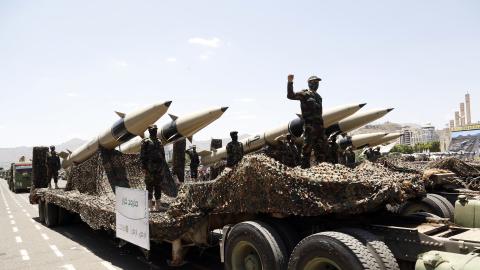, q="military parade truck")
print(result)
[29,146,480,270]
[8,162,33,193]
